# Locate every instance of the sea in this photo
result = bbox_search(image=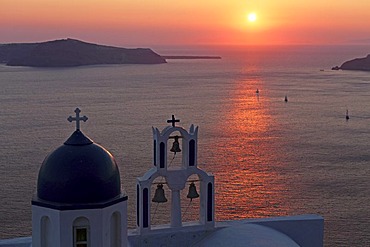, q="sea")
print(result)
[1,45,370,246]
